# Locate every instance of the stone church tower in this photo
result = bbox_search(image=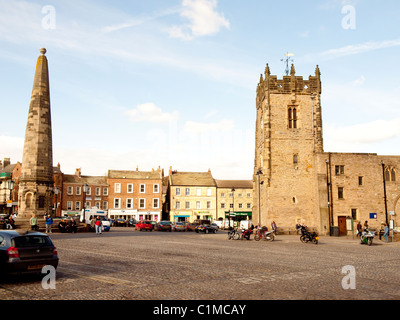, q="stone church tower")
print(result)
[18,48,54,219]
[253,64,324,231]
